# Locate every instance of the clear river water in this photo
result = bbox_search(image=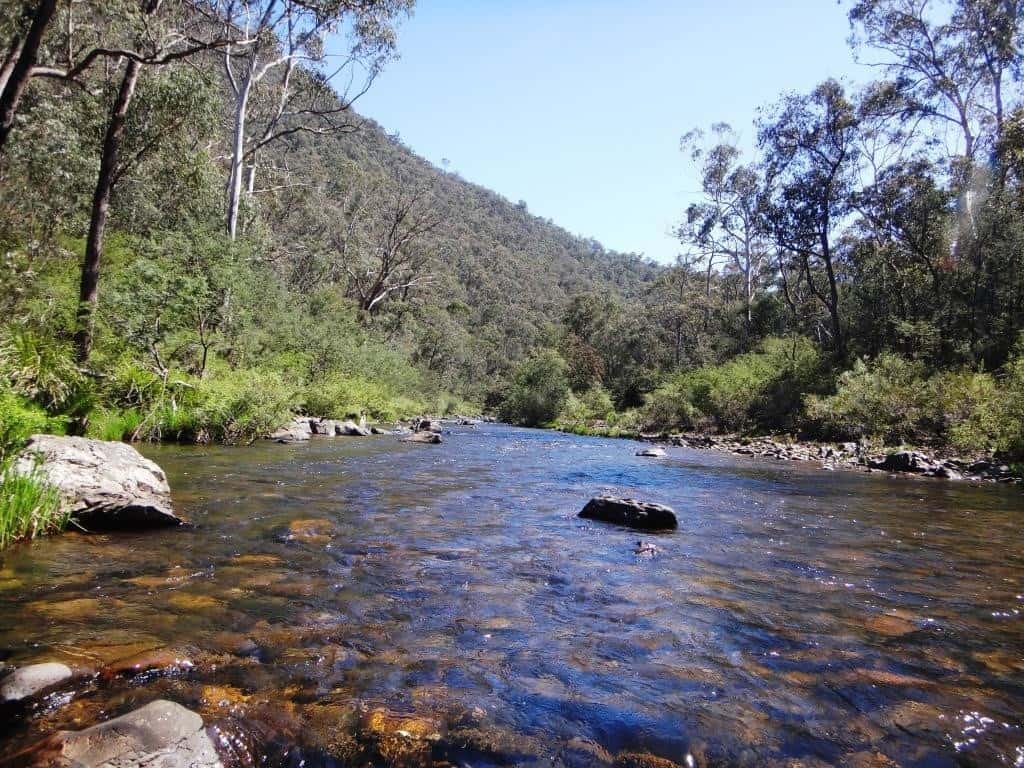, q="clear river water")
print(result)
[0,424,1022,767]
